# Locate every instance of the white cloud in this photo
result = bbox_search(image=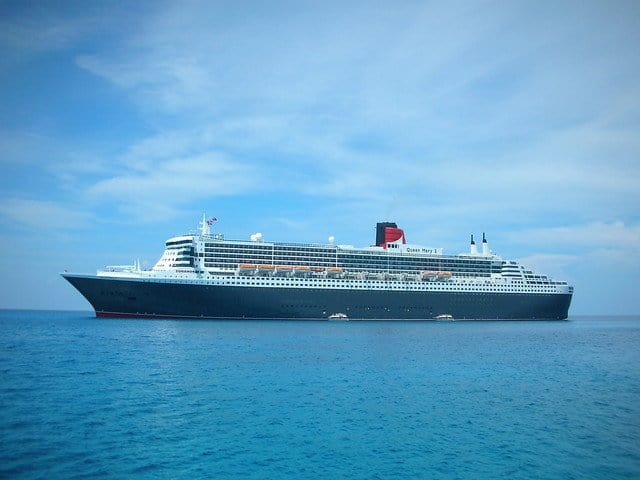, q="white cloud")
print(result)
[1,15,90,53]
[0,3,139,66]
[17,1,636,233]
[501,220,640,298]
[506,221,640,284]
[70,1,640,227]
[87,152,261,222]
[0,131,45,166]
[0,198,90,230]
[516,253,579,280]
[510,222,640,250]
